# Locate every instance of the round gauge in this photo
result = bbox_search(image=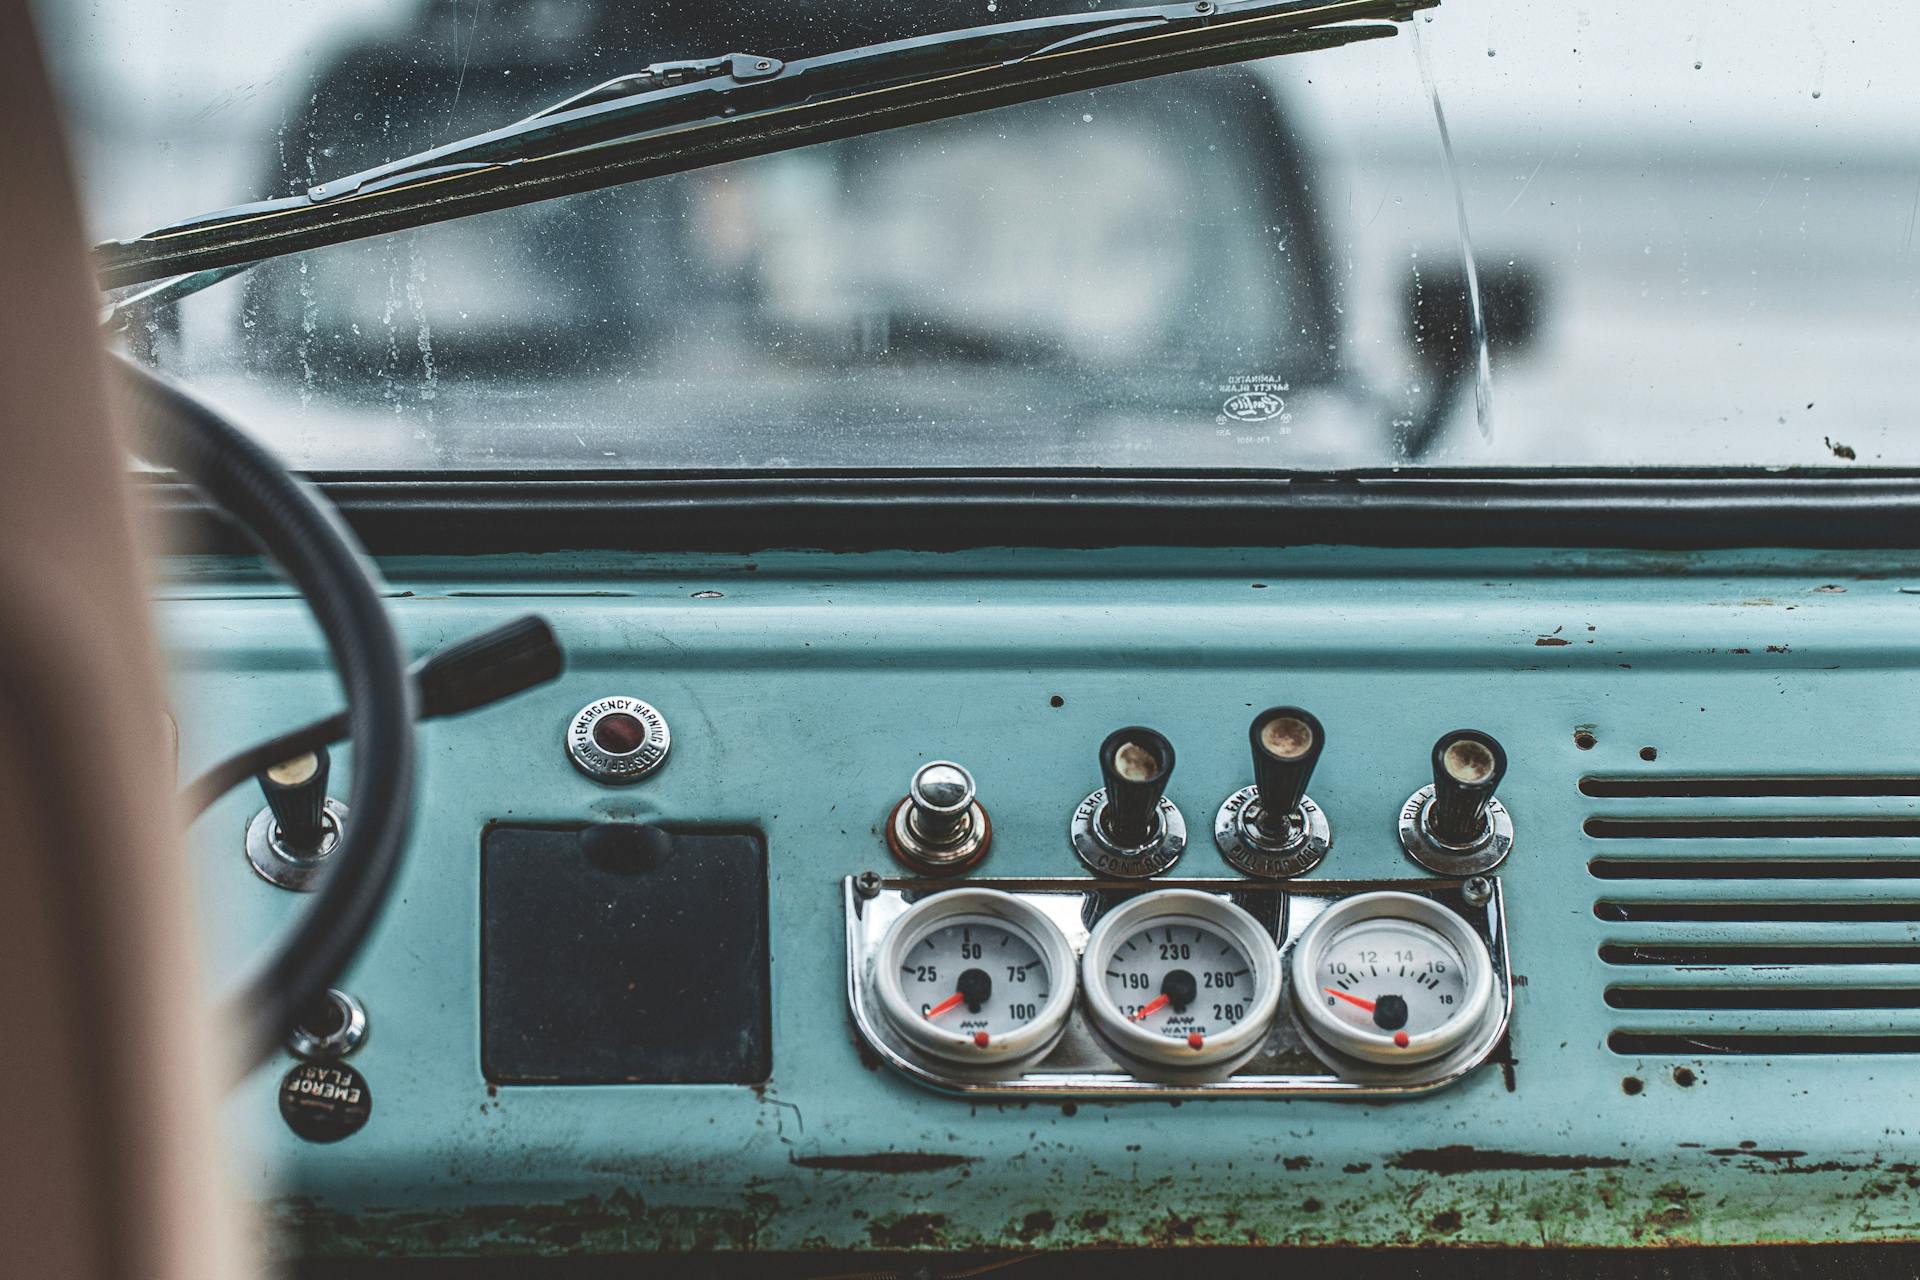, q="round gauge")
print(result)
[1288,891,1496,1067]
[873,889,1077,1073]
[1080,889,1282,1079]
